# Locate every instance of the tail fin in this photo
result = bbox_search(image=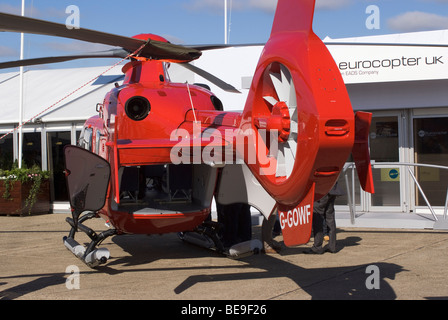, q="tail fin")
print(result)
[271,0,316,35]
